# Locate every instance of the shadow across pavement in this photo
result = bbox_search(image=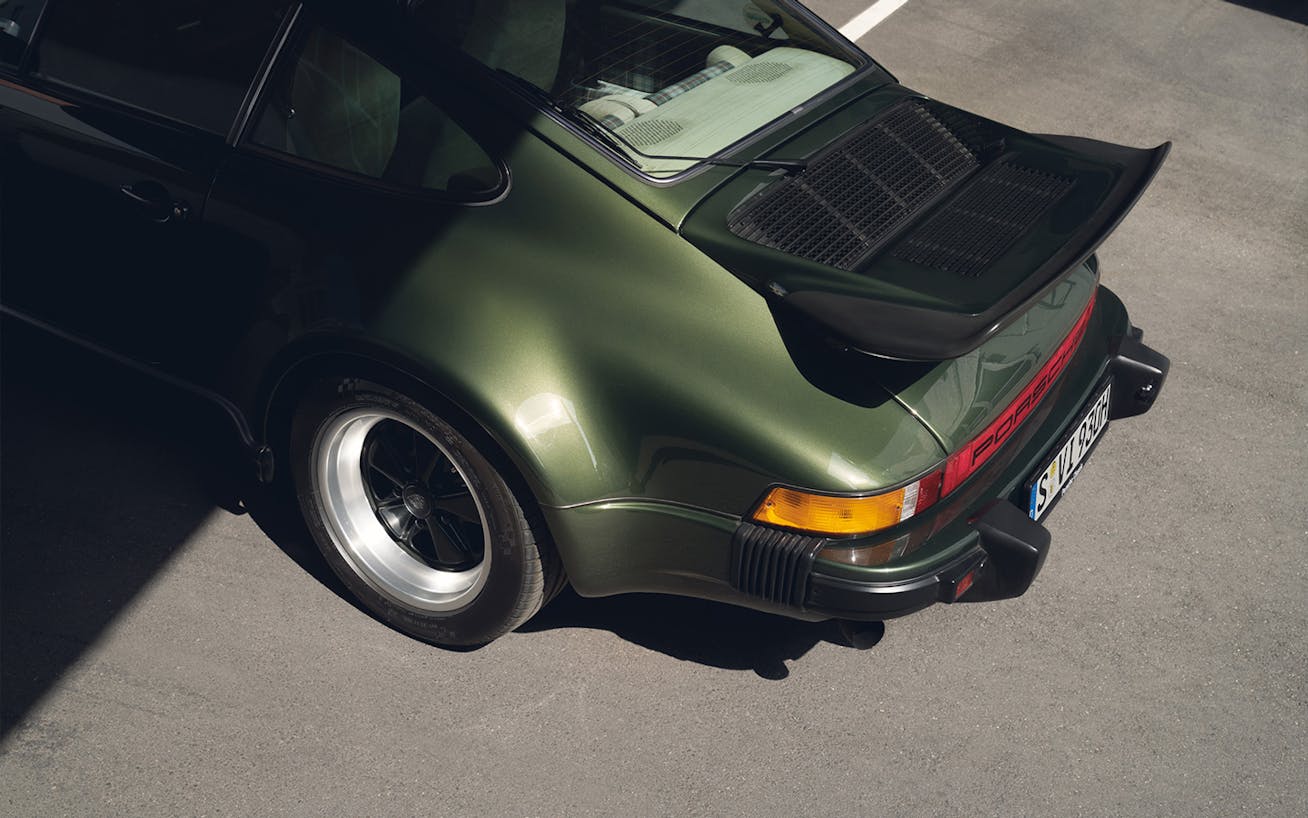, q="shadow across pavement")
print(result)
[520,587,881,679]
[1223,0,1308,23]
[245,493,874,674]
[1,320,879,711]
[0,322,248,736]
